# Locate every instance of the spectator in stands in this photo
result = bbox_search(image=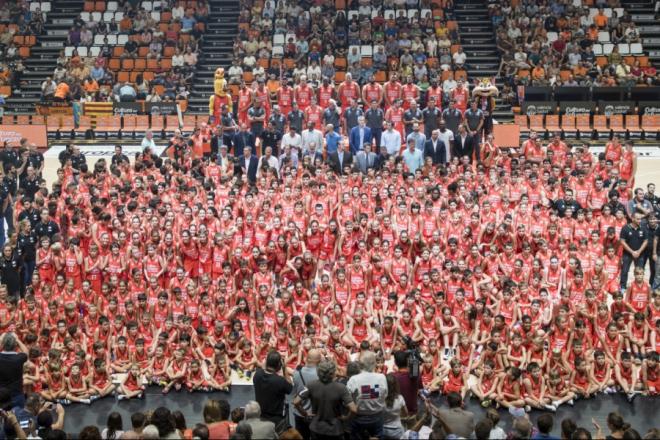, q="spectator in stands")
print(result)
[40,77,56,101]
[243,401,277,440]
[117,82,137,102]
